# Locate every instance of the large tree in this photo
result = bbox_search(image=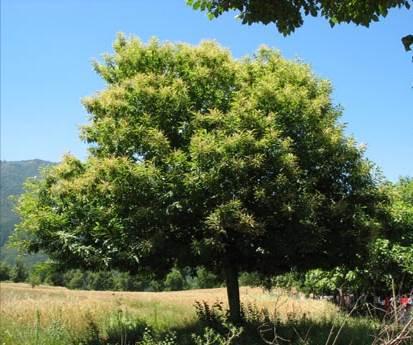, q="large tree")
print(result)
[15,35,384,322]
